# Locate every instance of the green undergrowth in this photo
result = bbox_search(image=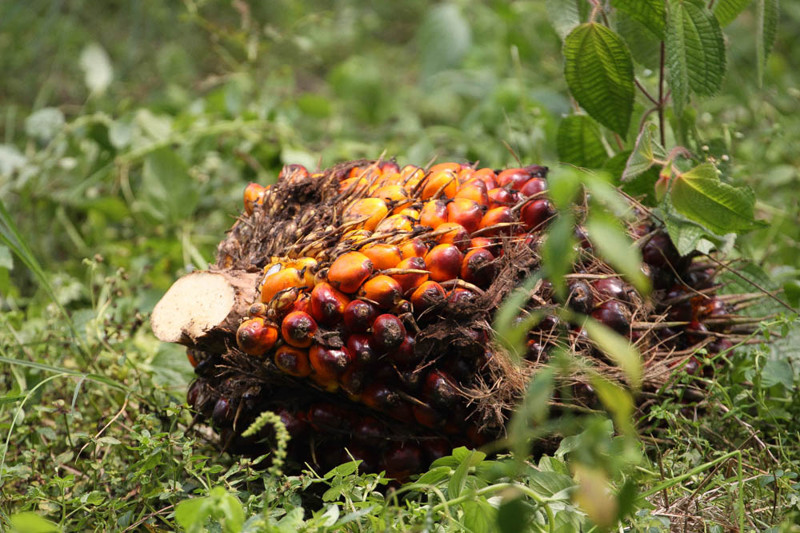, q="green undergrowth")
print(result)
[2,1,800,531]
